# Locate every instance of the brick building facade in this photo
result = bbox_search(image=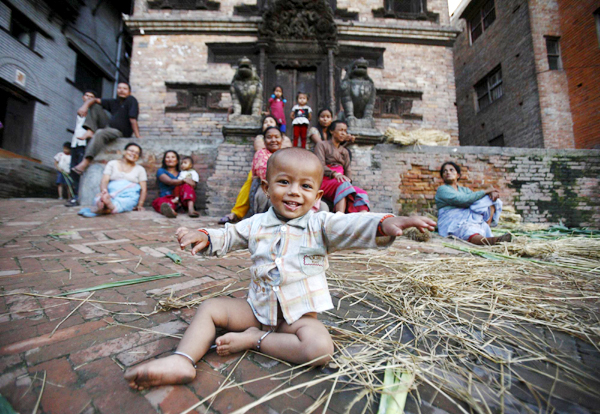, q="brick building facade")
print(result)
[452,0,599,149]
[123,0,461,212]
[557,0,600,149]
[0,0,132,166]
